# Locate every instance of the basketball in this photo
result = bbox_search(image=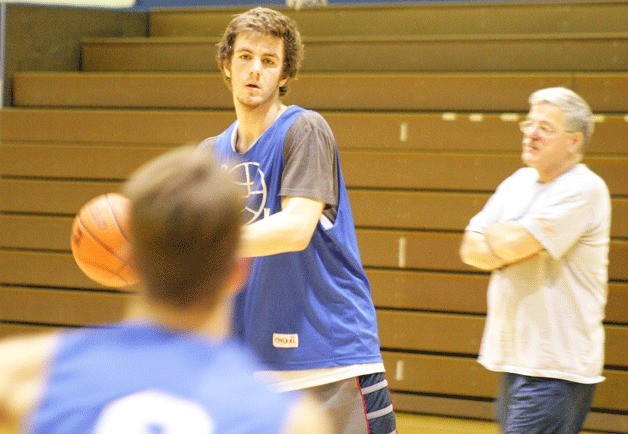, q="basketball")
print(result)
[70,193,138,288]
